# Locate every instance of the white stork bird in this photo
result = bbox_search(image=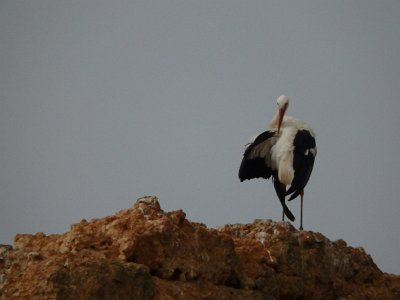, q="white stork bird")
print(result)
[239,95,316,229]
